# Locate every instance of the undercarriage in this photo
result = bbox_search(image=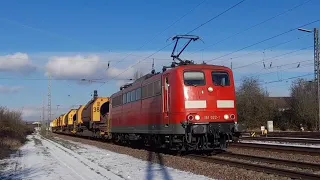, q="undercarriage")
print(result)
[109,122,239,154]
